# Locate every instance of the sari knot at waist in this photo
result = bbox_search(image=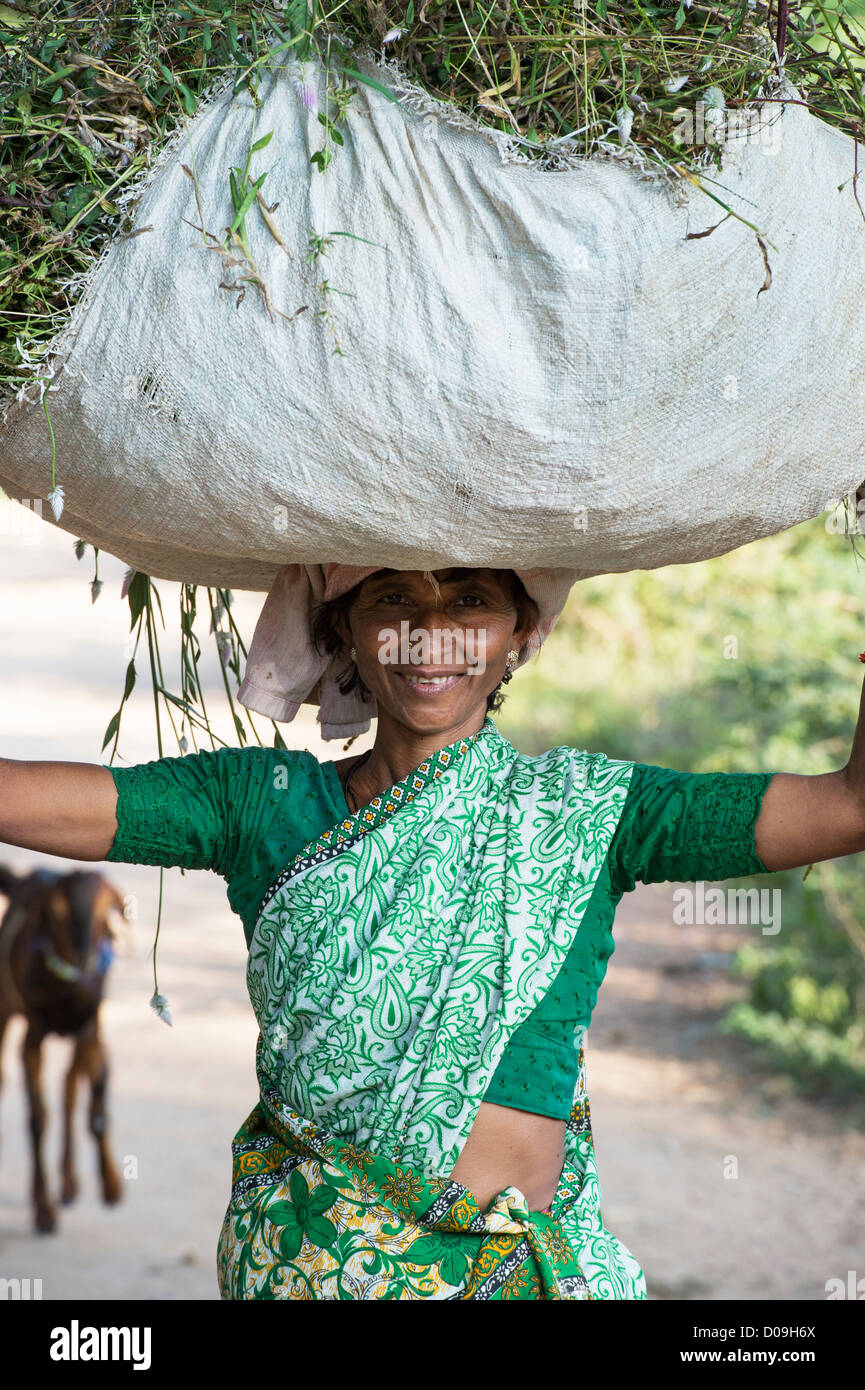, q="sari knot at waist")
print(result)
[217,1041,632,1301]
